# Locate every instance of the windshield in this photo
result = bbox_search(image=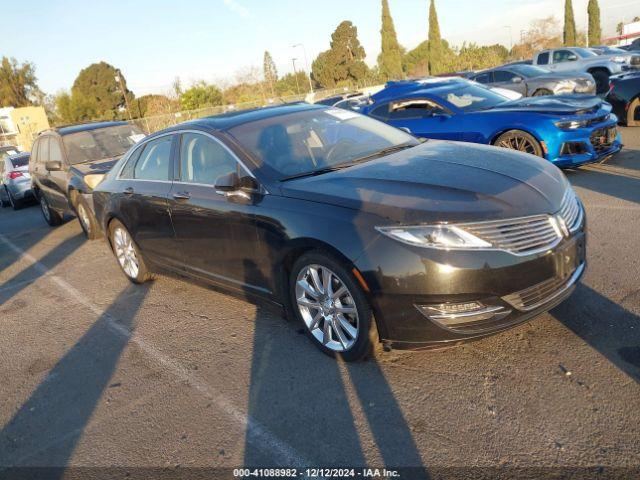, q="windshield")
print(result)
[510,65,550,78]
[1,148,19,160]
[435,84,508,112]
[62,125,145,164]
[228,108,418,179]
[574,48,598,58]
[10,154,29,168]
